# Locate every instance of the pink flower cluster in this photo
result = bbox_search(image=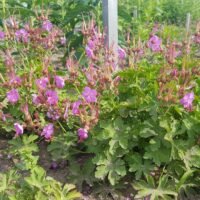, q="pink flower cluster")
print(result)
[15,29,29,43]
[42,20,53,32]
[82,86,97,103]
[14,123,24,136]
[118,47,126,59]
[180,92,194,111]
[41,123,54,140]
[147,35,162,52]
[7,89,20,104]
[0,31,5,40]
[3,19,199,145]
[78,128,88,142]
[71,86,97,141]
